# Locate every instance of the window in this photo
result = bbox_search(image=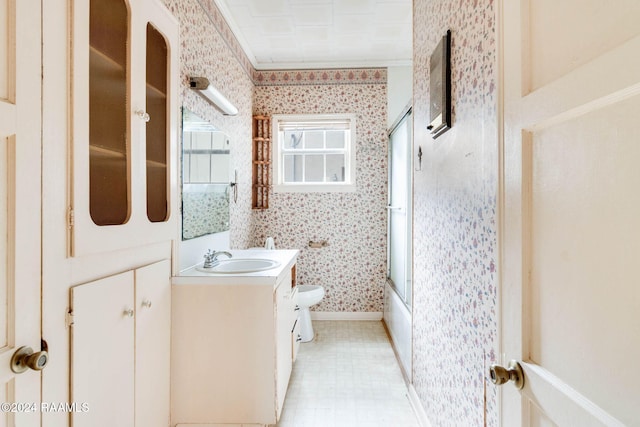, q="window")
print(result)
[272,114,356,192]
